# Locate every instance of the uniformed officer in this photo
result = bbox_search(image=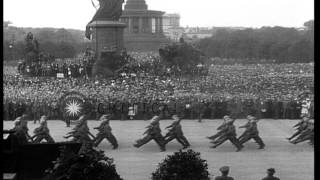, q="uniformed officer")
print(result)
[164,115,190,149]
[287,116,310,141]
[211,117,243,152]
[133,115,166,152]
[207,116,229,141]
[262,168,280,180]
[93,114,118,149]
[31,116,55,143]
[215,166,234,180]
[238,115,265,149]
